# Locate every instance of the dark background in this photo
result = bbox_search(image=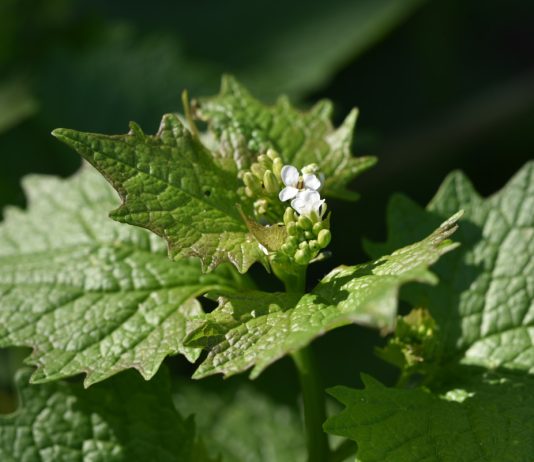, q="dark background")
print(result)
[1,0,533,425]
